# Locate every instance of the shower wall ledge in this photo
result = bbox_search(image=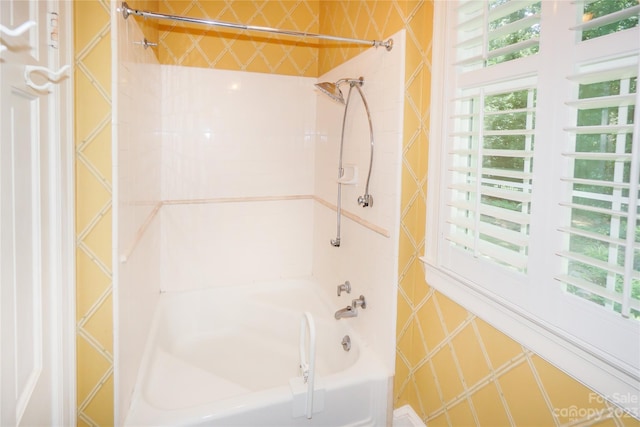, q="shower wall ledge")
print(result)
[119,195,392,265]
